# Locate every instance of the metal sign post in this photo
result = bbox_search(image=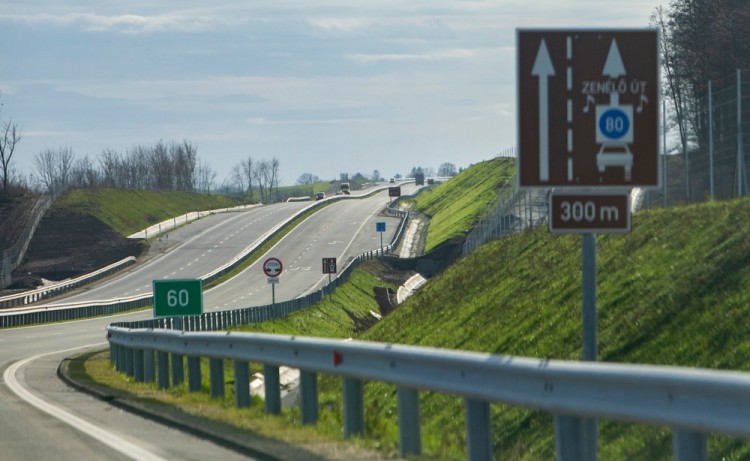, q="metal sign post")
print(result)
[376,222,386,255]
[263,258,283,316]
[517,28,659,461]
[322,258,337,302]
